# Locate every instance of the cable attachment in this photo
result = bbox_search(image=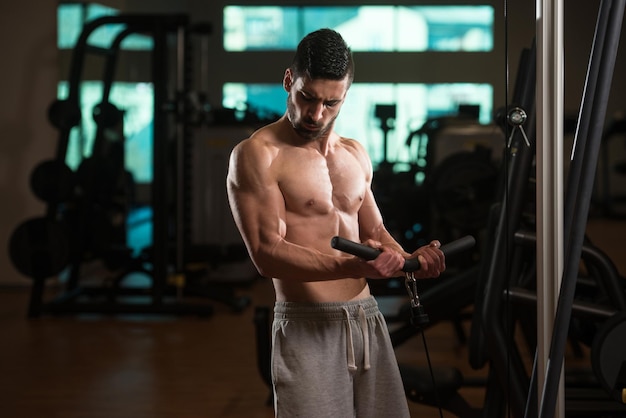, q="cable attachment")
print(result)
[507,106,531,148]
[404,271,430,328]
